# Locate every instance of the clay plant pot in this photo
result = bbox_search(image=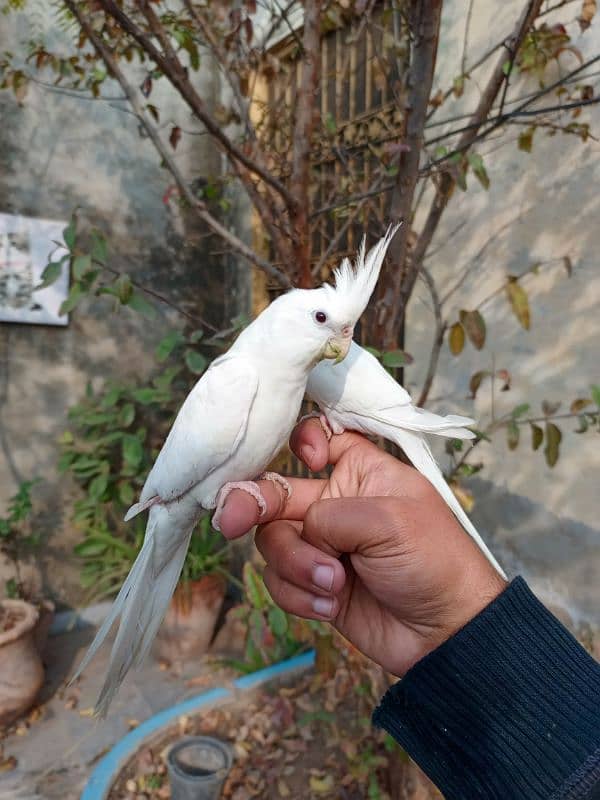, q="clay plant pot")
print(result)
[154,575,226,667]
[0,599,45,728]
